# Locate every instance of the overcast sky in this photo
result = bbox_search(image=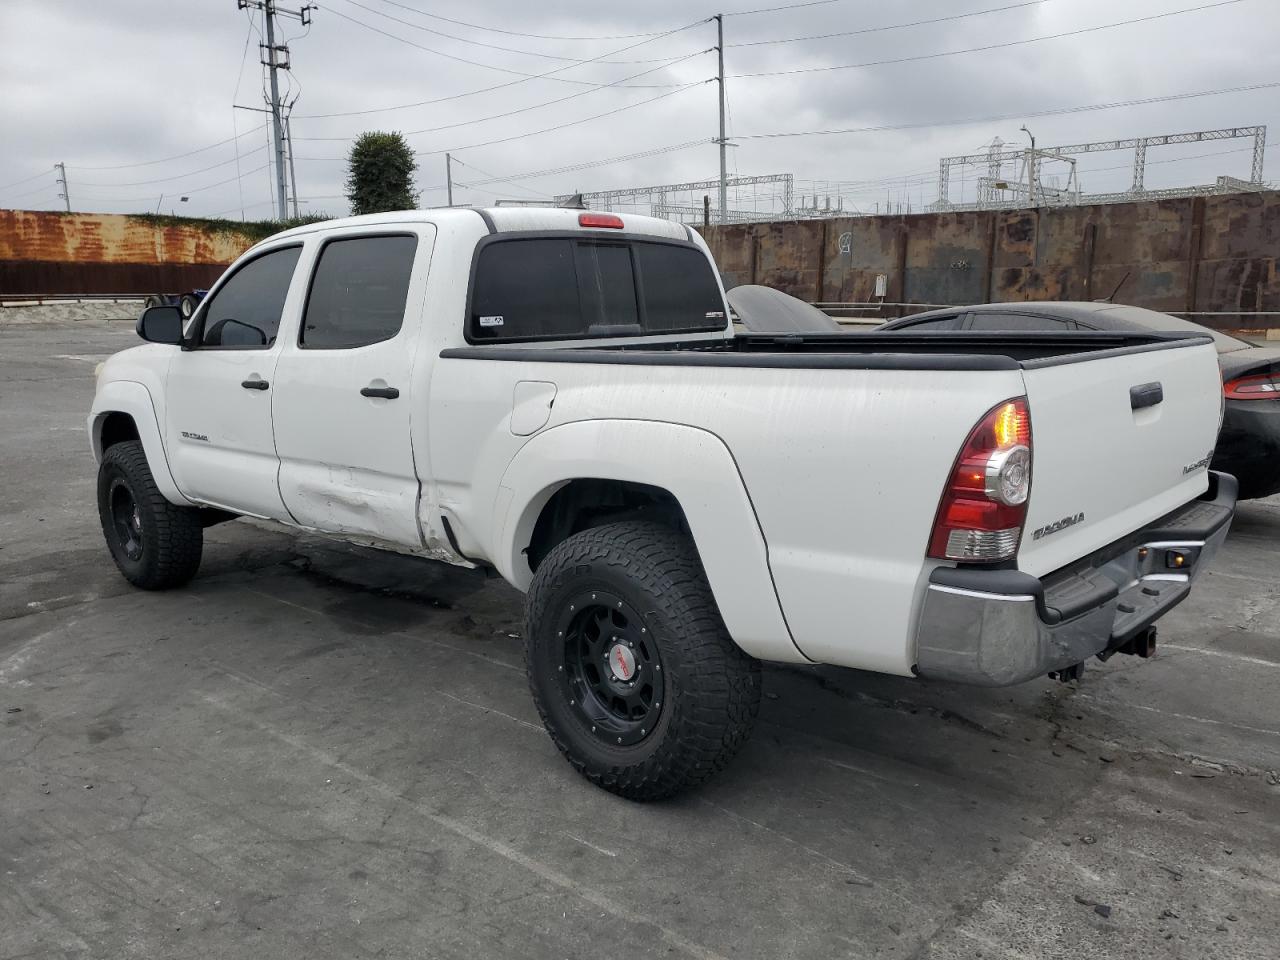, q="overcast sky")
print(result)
[2,0,1278,221]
